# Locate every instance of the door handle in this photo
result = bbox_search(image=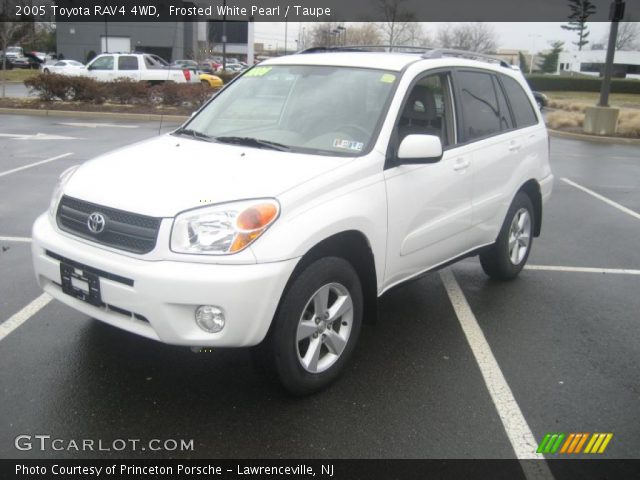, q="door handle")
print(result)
[508,142,522,152]
[453,158,470,171]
